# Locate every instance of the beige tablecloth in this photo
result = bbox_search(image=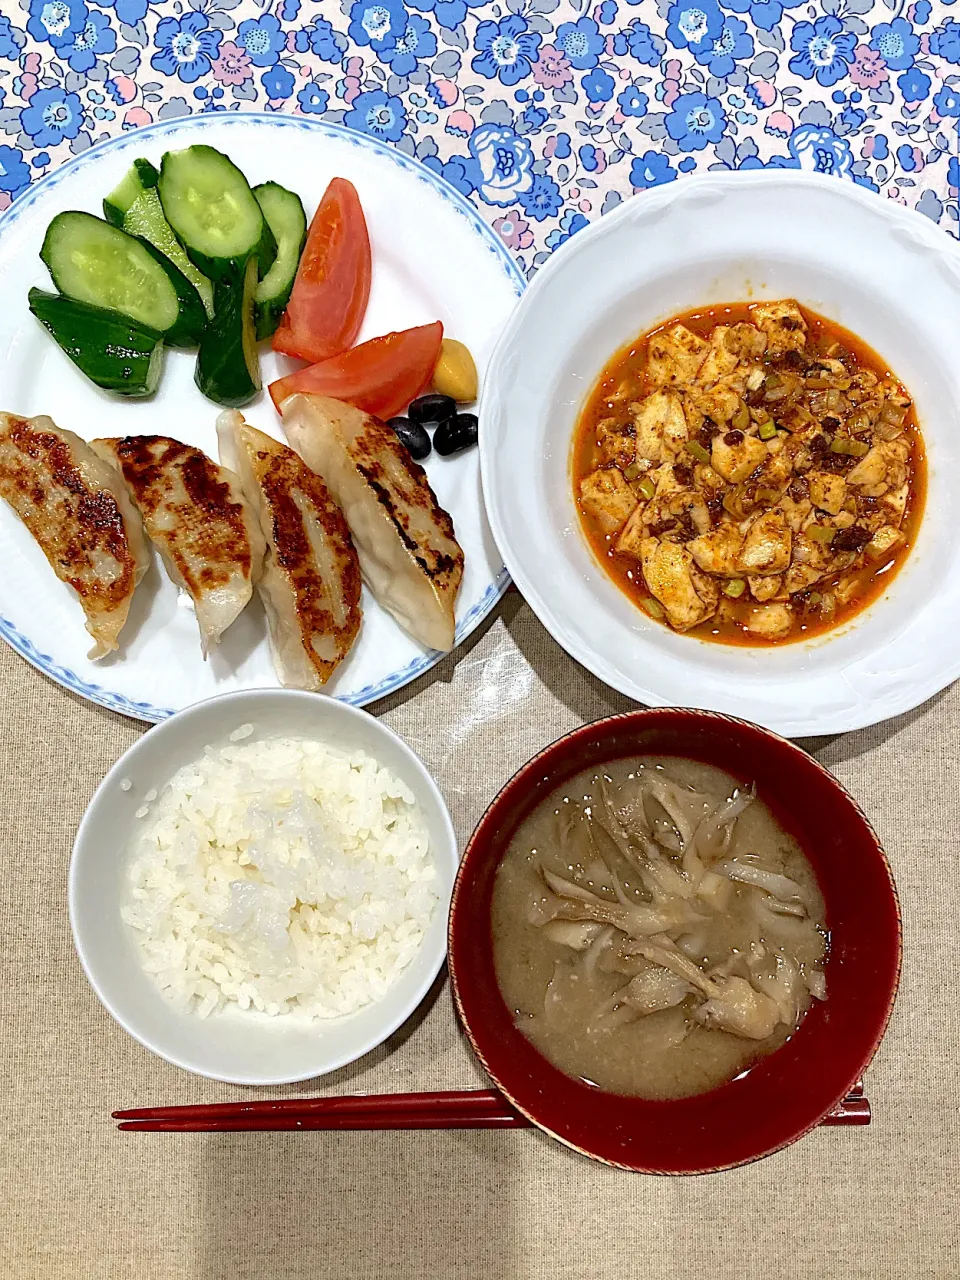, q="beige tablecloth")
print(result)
[1,593,957,1279]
